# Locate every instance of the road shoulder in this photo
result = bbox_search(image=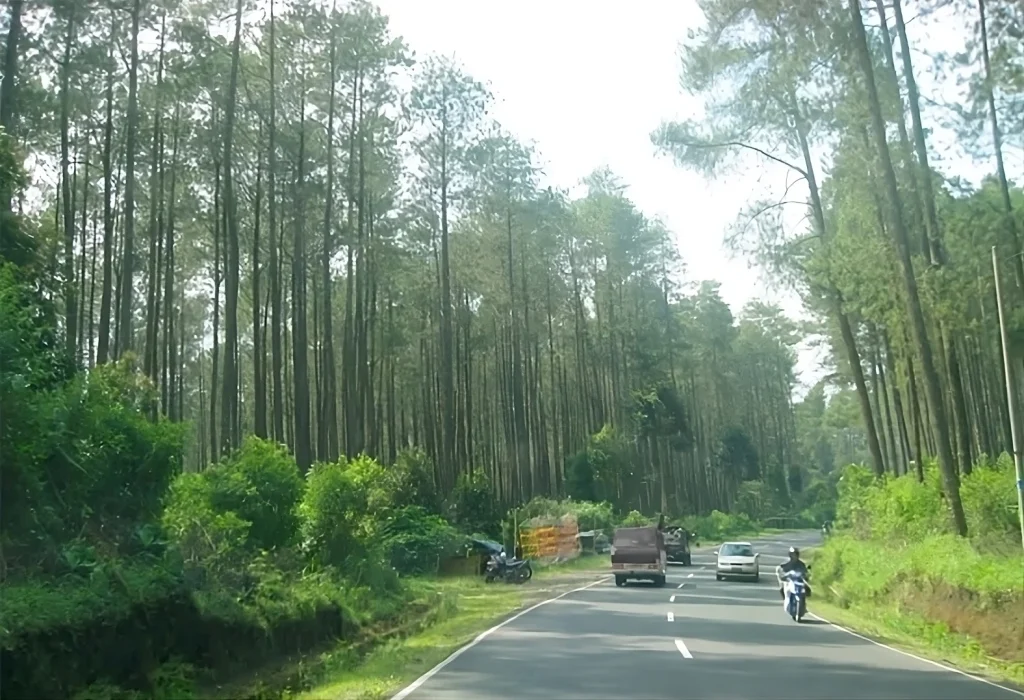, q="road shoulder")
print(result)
[809,598,1024,692]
